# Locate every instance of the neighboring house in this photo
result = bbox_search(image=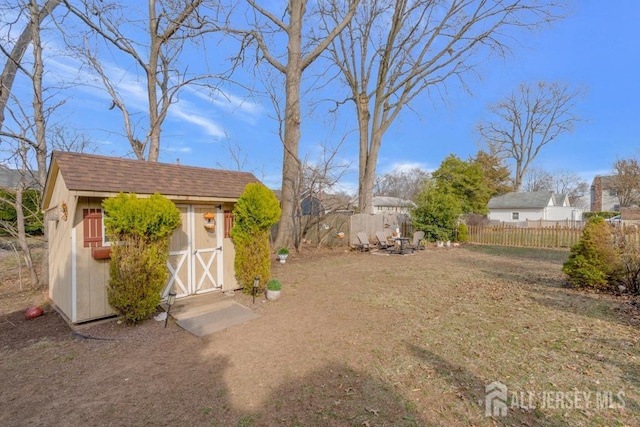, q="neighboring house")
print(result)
[590,175,620,212]
[351,196,416,215]
[42,151,258,323]
[372,196,416,214]
[487,191,583,223]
